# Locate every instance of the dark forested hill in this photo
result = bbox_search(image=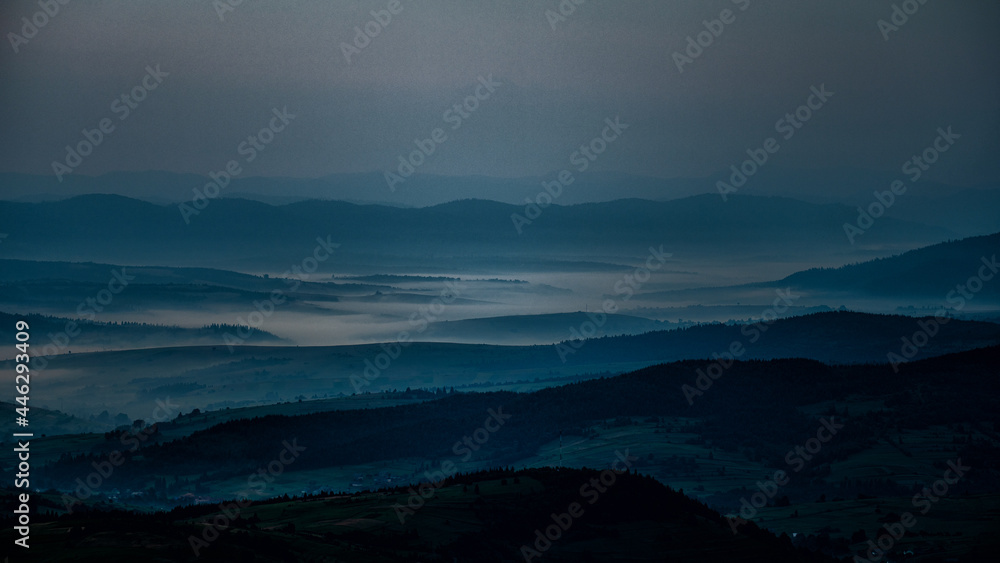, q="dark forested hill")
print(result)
[562,310,1000,365]
[14,346,1000,561]
[33,345,1000,492]
[1,466,838,562]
